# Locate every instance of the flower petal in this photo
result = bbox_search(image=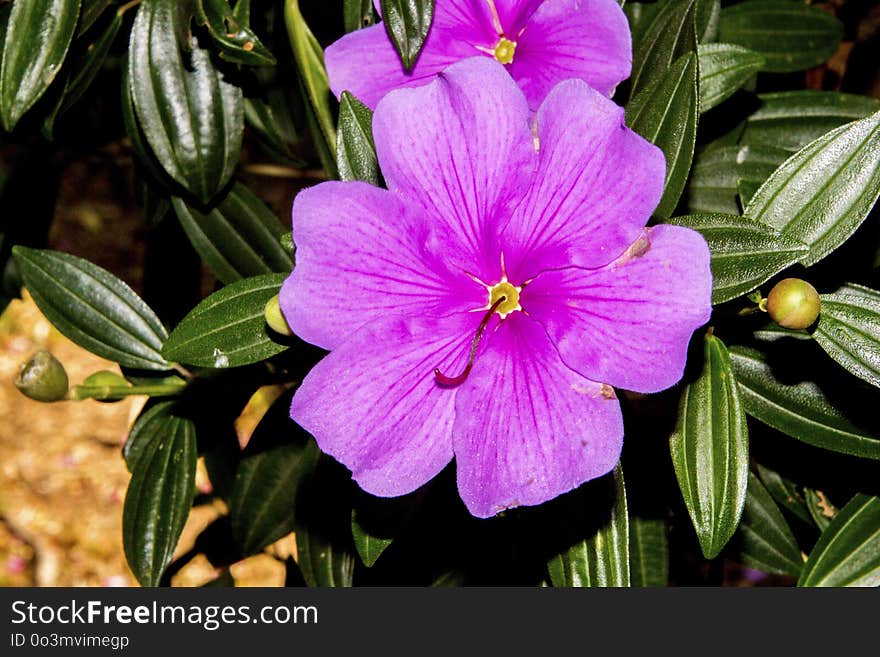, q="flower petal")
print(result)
[493,0,546,34]
[501,79,665,282]
[525,225,713,394]
[280,181,485,350]
[453,314,624,518]
[511,0,632,107]
[291,313,481,497]
[373,57,536,281]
